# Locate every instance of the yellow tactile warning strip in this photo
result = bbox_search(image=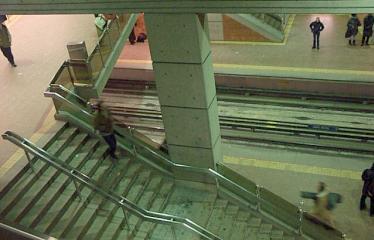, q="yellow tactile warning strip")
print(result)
[117,59,374,78]
[0,108,56,179]
[223,155,361,180]
[214,63,374,76]
[211,14,295,46]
